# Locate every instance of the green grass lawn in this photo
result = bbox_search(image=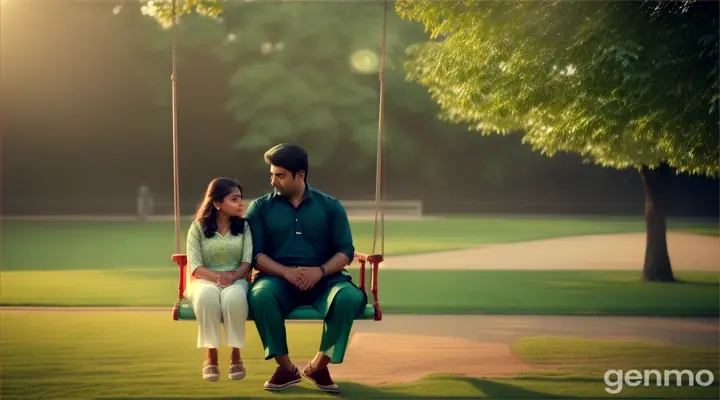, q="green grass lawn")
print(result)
[1,311,717,399]
[1,269,717,316]
[1,216,717,271]
[2,216,717,316]
[680,226,720,236]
